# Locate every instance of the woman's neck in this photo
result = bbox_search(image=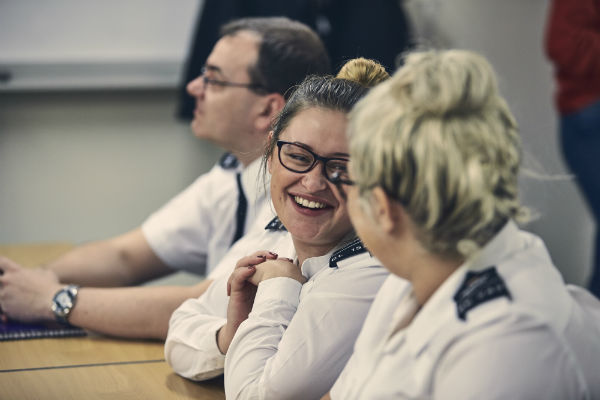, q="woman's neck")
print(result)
[409,254,462,306]
[384,234,463,306]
